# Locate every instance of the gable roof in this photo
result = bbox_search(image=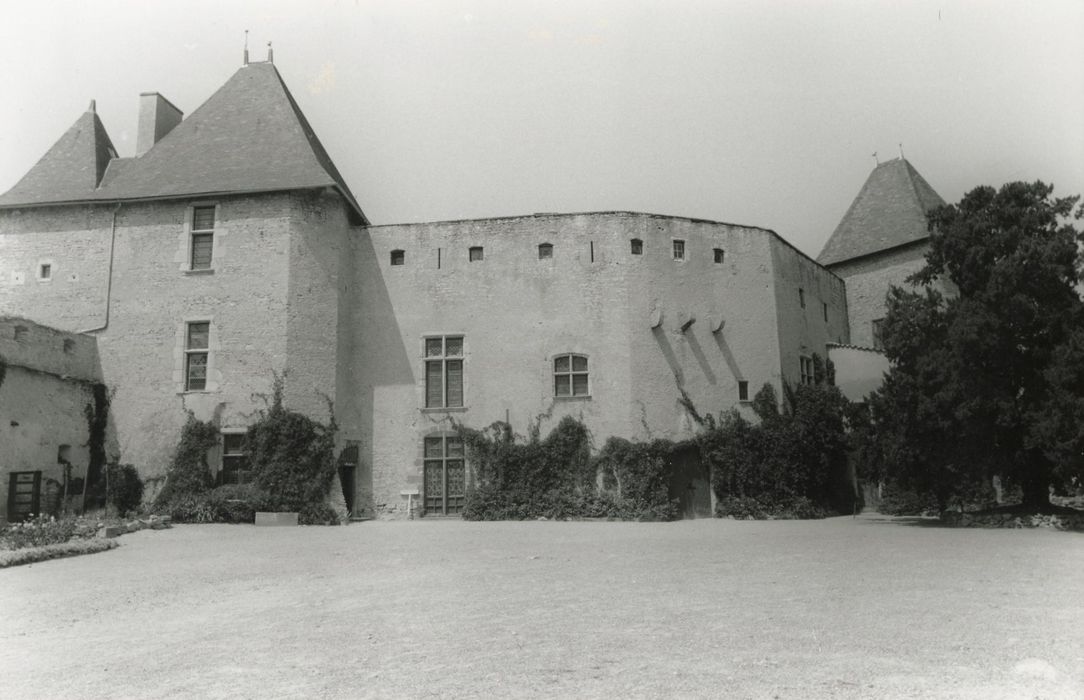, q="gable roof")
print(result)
[0,62,367,224]
[817,158,945,266]
[0,104,116,206]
